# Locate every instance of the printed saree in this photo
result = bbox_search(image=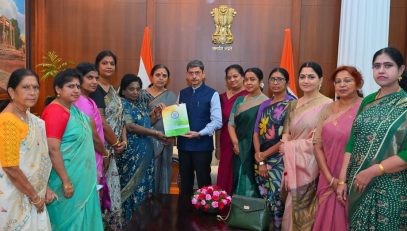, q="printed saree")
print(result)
[346,90,407,231]
[117,90,155,223]
[254,93,295,230]
[281,94,331,231]
[102,85,124,229]
[0,112,52,230]
[229,94,268,197]
[47,106,103,230]
[148,89,177,194]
